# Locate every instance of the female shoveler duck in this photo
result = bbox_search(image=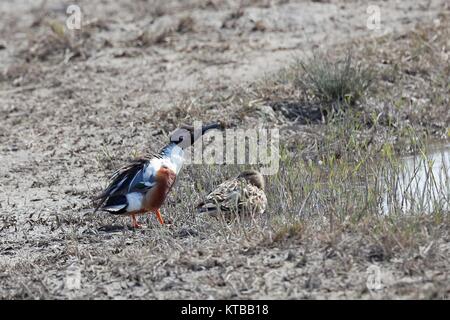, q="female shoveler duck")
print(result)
[197,170,267,217]
[94,122,222,228]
